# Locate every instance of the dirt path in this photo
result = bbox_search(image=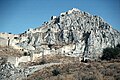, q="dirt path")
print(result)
[25,63,61,75]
